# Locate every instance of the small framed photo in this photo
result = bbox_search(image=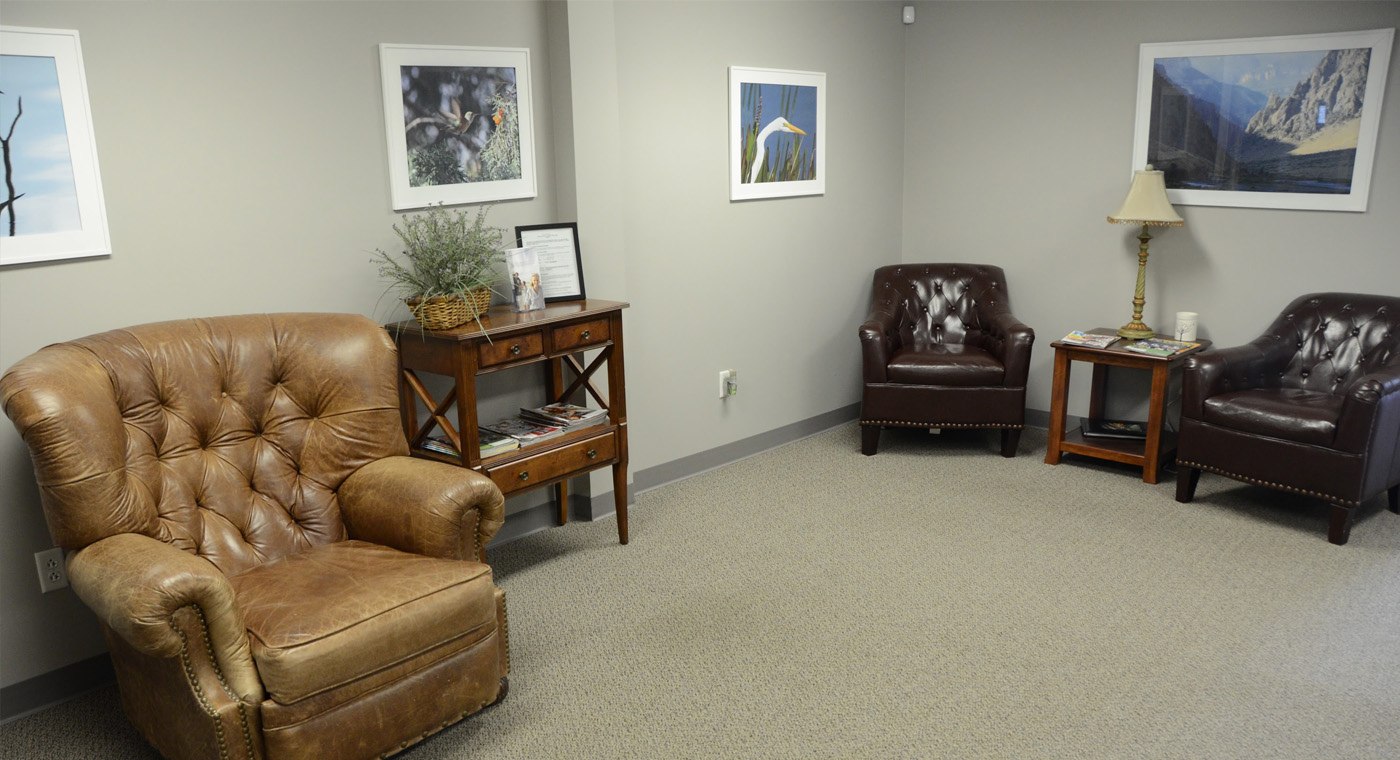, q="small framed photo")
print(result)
[1132,28,1393,212]
[504,246,545,313]
[729,66,825,201]
[378,43,537,210]
[0,26,111,266]
[516,222,585,302]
